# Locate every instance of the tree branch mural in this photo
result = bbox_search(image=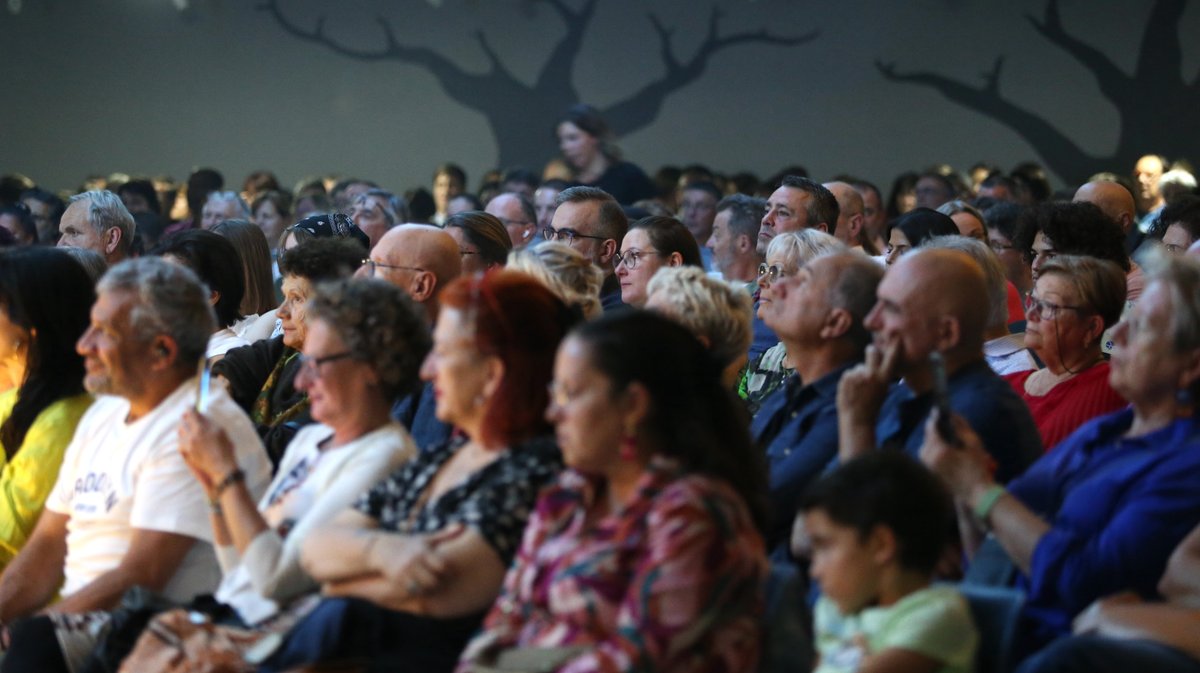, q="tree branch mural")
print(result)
[876,0,1197,183]
[259,0,817,168]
